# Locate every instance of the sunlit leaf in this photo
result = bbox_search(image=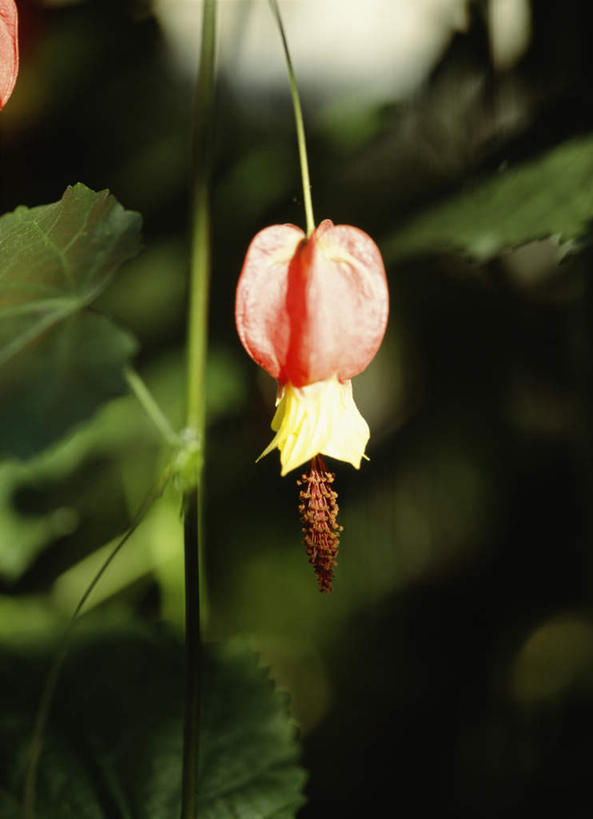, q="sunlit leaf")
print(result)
[0,621,306,818]
[0,184,142,458]
[384,134,593,262]
[0,183,141,364]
